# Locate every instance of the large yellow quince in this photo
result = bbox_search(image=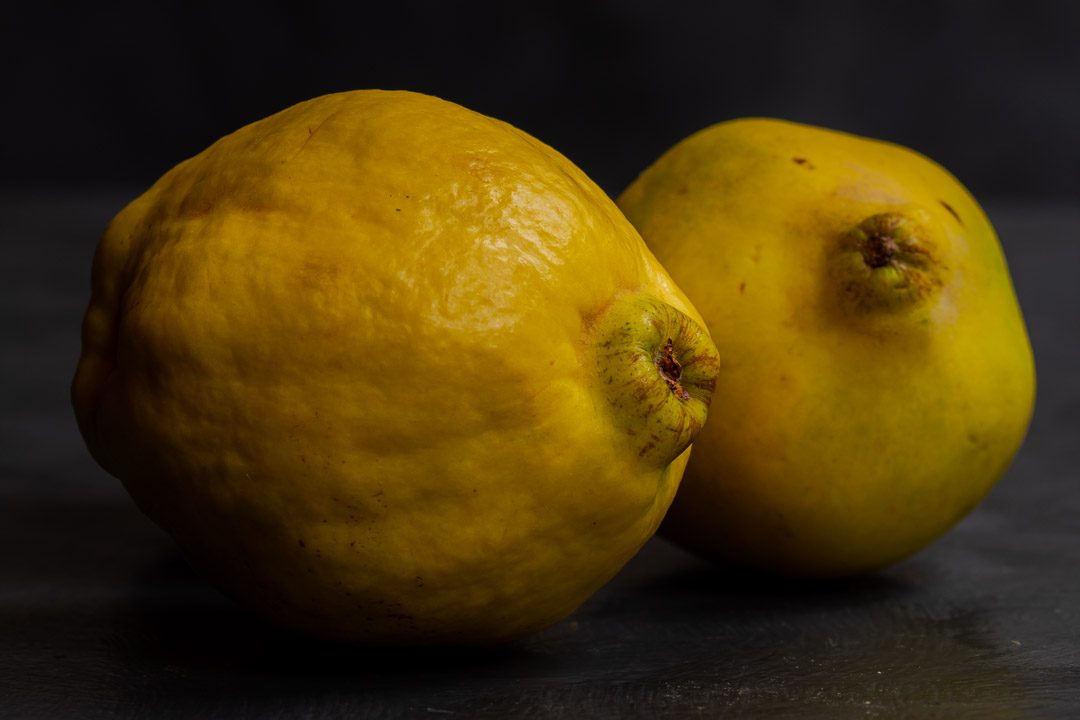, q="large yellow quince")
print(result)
[619,118,1035,577]
[72,90,720,643]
